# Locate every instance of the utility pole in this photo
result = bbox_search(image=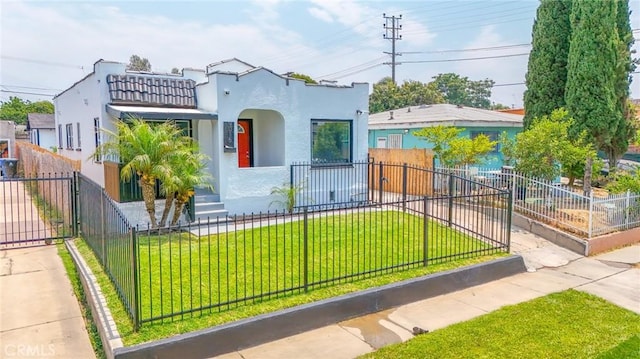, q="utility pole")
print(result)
[383,13,402,84]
